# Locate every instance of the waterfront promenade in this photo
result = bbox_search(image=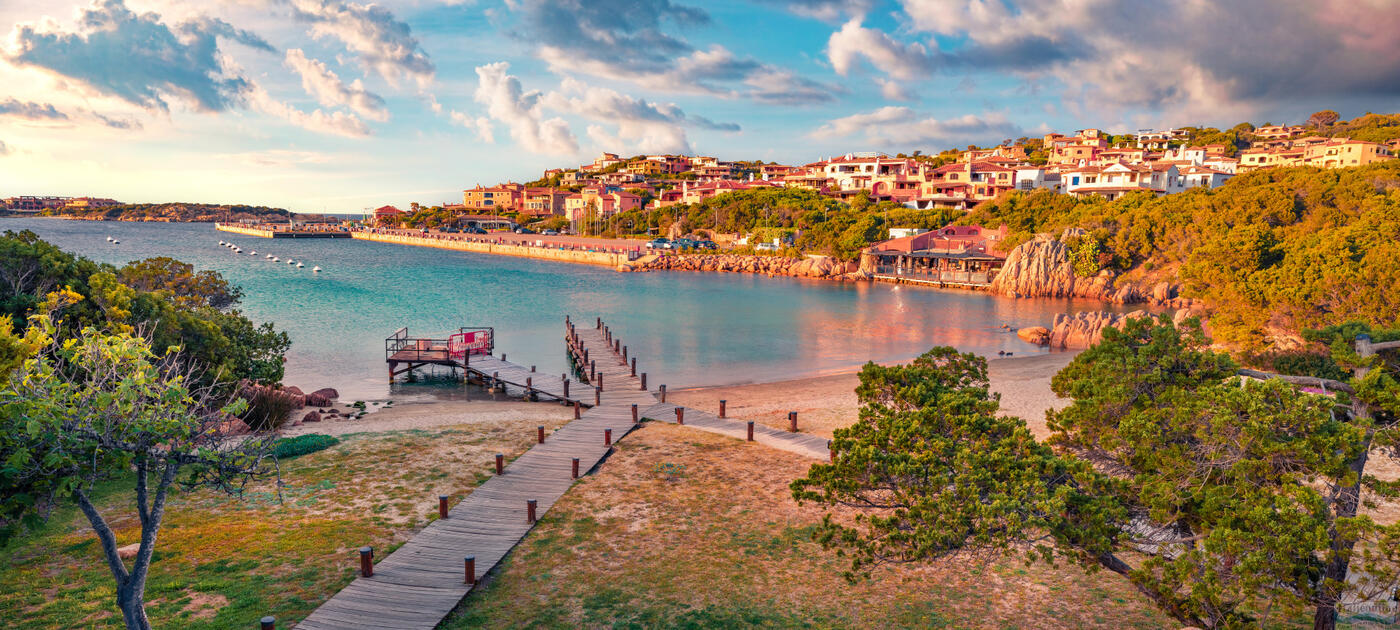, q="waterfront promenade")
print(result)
[352,228,646,268]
